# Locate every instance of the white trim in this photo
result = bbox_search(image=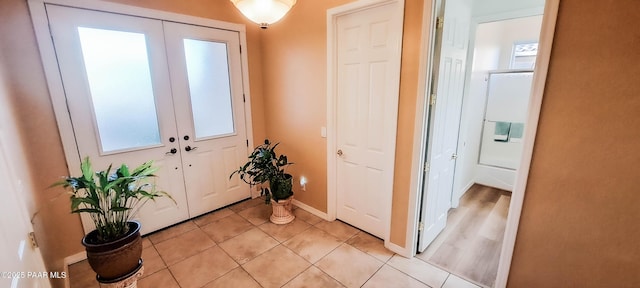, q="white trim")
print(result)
[385,241,412,257]
[238,32,255,151]
[27,0,254,234]
[403,0,437,258]
[495,0,560,286]
[326,0,405,246]
[292,199,331,221]
[28,0,83,177]
[406,0,560,287]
